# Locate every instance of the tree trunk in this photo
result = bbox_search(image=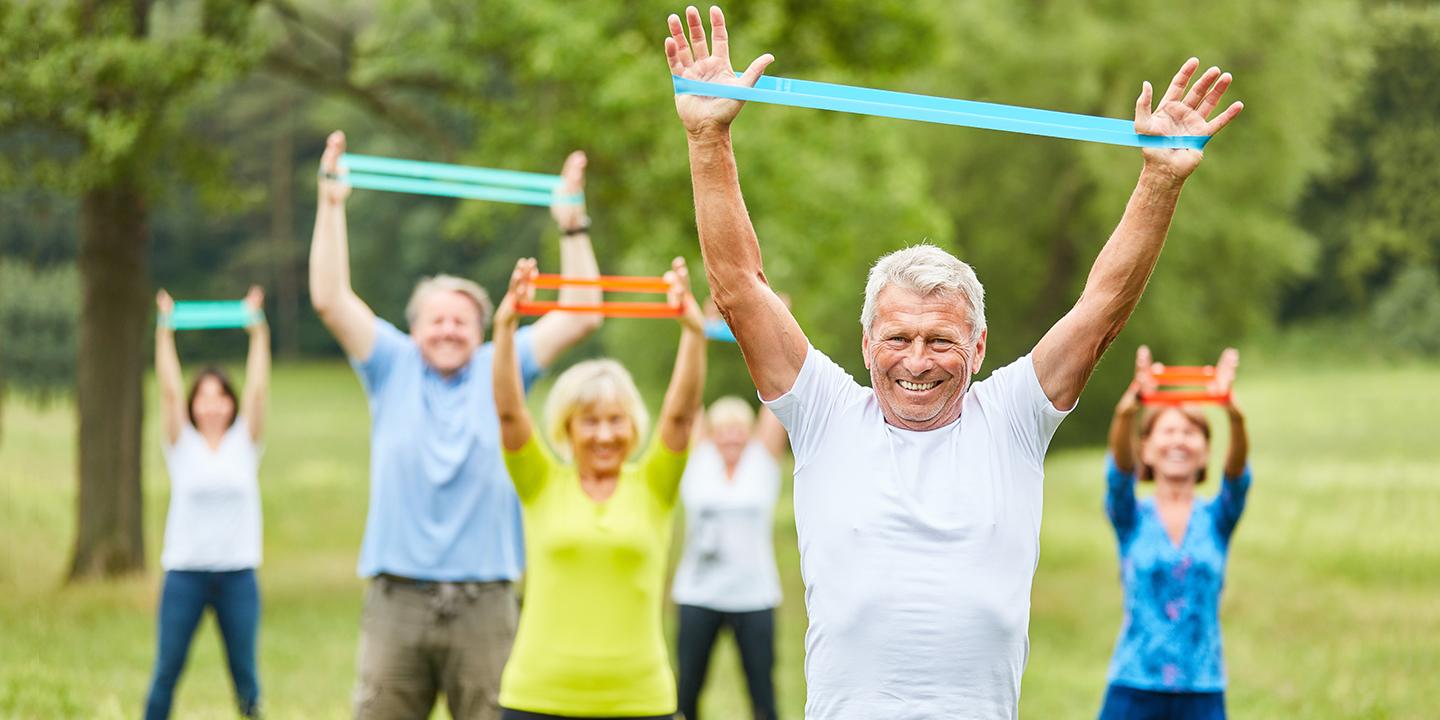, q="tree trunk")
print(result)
[69,180,148,580]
